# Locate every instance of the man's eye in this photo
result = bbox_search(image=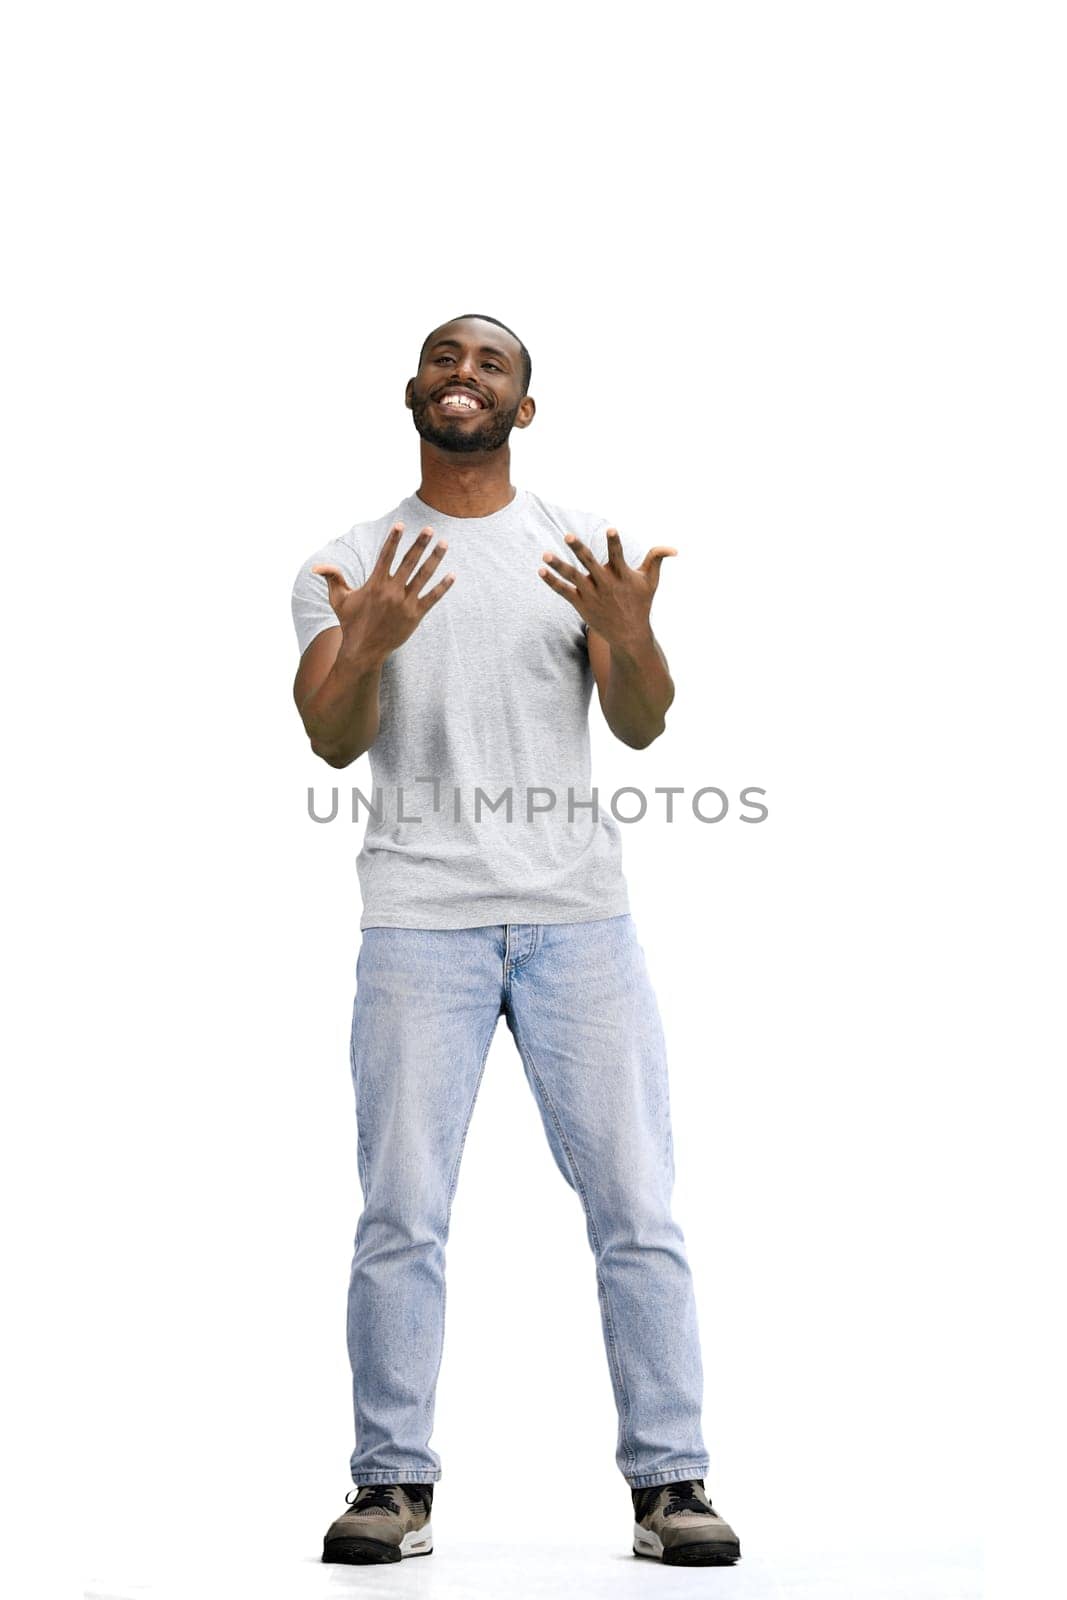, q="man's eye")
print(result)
[434,356,454,365]
[484,362,501,372]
